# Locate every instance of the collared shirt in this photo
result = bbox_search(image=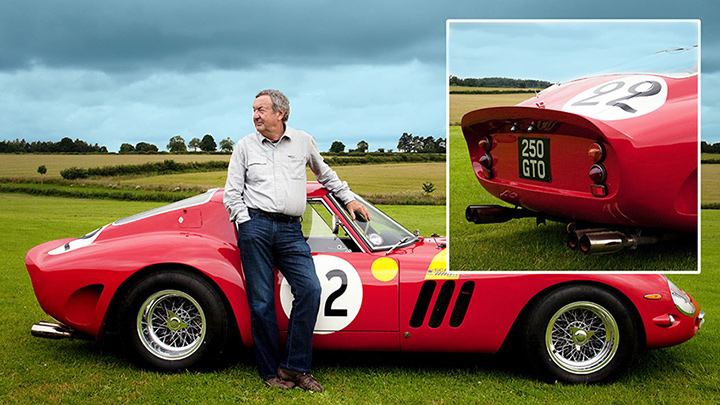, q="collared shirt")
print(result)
[223,126,355,223]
